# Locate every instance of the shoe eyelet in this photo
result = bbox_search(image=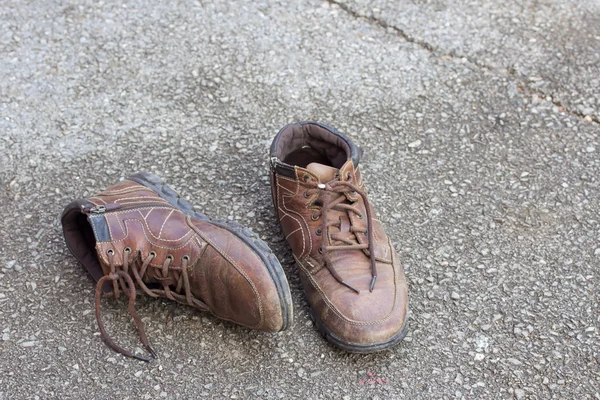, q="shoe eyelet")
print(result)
[315,228,322,236]
[149,251,157,258]
[357,214,363,220]
[311,213,320,221]
[303,191,310,198]
[318,247,323,254]
[182,255,190,262]
[124,246,132,253]
[345,172,352,181]
[106,248,115,256]
[166,254,174,261]
[303,175,311,182]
